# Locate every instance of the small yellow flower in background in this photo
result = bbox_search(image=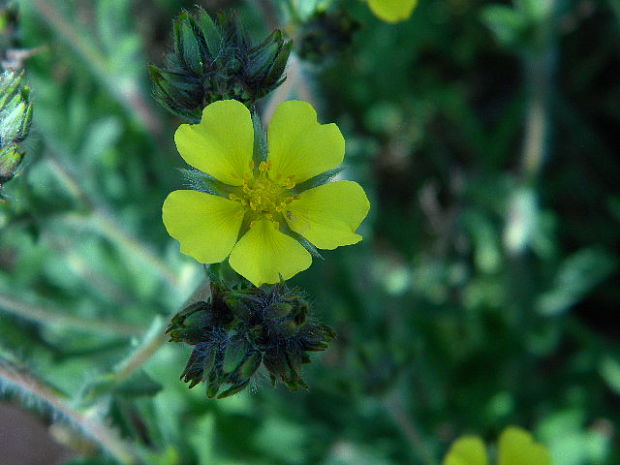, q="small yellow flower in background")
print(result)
[367,0,418,23]
[443,426,552,465]
[163,99,370,287]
